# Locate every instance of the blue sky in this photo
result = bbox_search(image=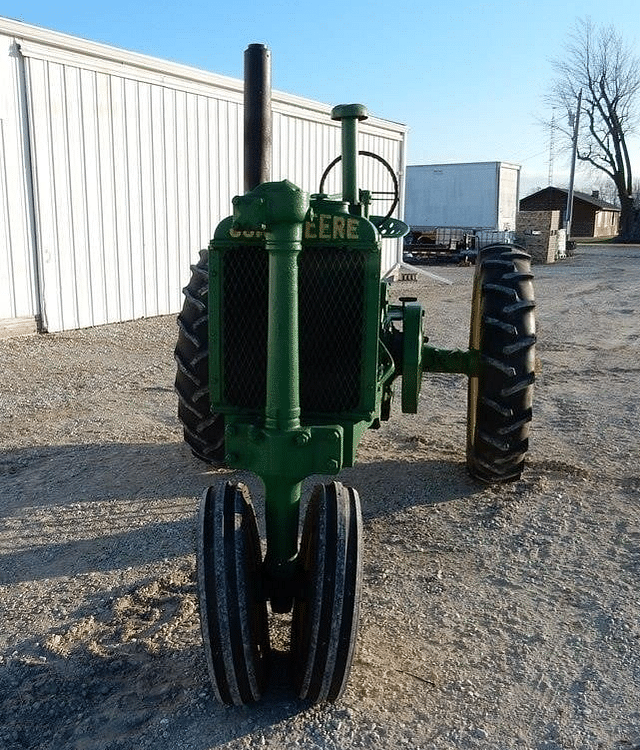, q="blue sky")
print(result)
[2,0,639,197]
